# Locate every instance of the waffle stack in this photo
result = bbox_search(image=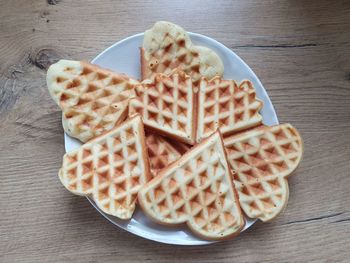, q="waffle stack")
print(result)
[49,21,303,241]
